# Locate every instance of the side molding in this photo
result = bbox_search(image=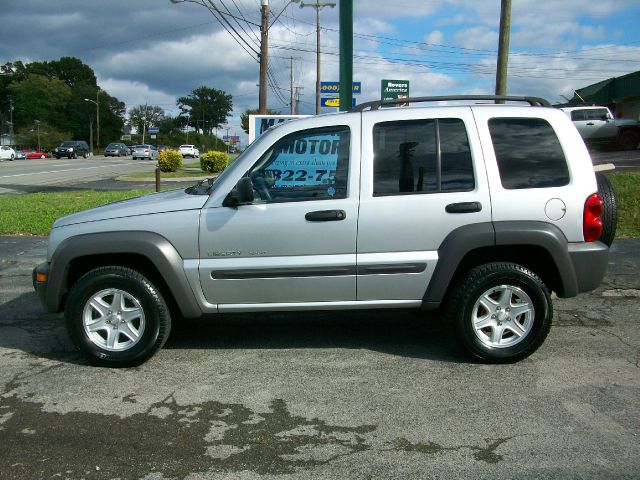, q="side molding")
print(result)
[46,231,202,318]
